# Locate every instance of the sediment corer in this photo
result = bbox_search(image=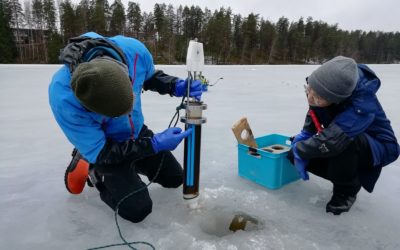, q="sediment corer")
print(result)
[181,100,207,200]
[181,39,206,201]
